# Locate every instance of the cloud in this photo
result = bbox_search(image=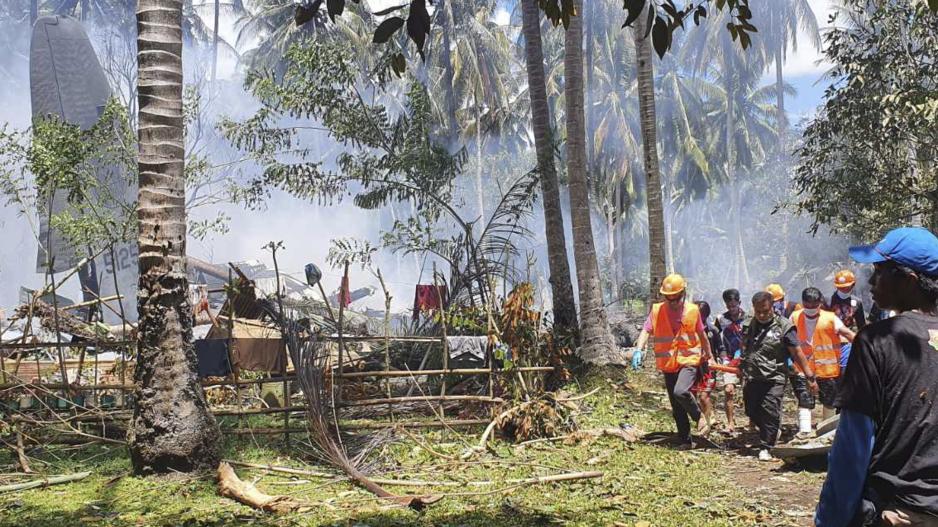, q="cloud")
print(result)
[779,0,835,78]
